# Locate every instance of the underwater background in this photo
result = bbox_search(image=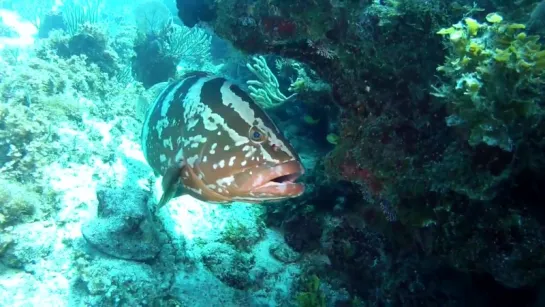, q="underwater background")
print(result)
[1,0,545,306]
